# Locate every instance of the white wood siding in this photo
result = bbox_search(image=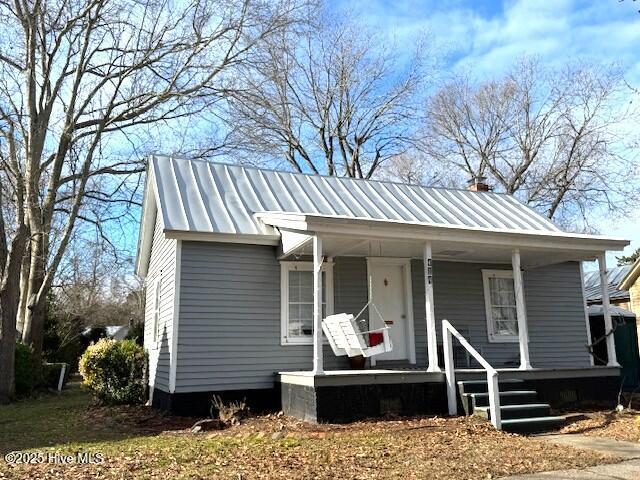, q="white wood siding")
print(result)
[144,215,177,392]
